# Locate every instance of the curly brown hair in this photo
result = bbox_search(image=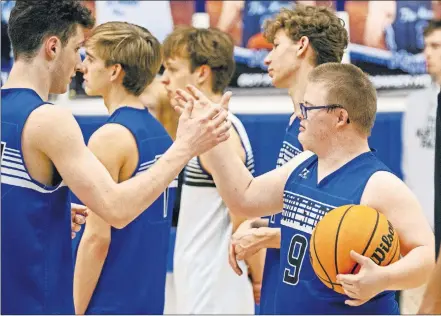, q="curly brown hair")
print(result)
[163,26,235,94]
[263,5,348,65]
